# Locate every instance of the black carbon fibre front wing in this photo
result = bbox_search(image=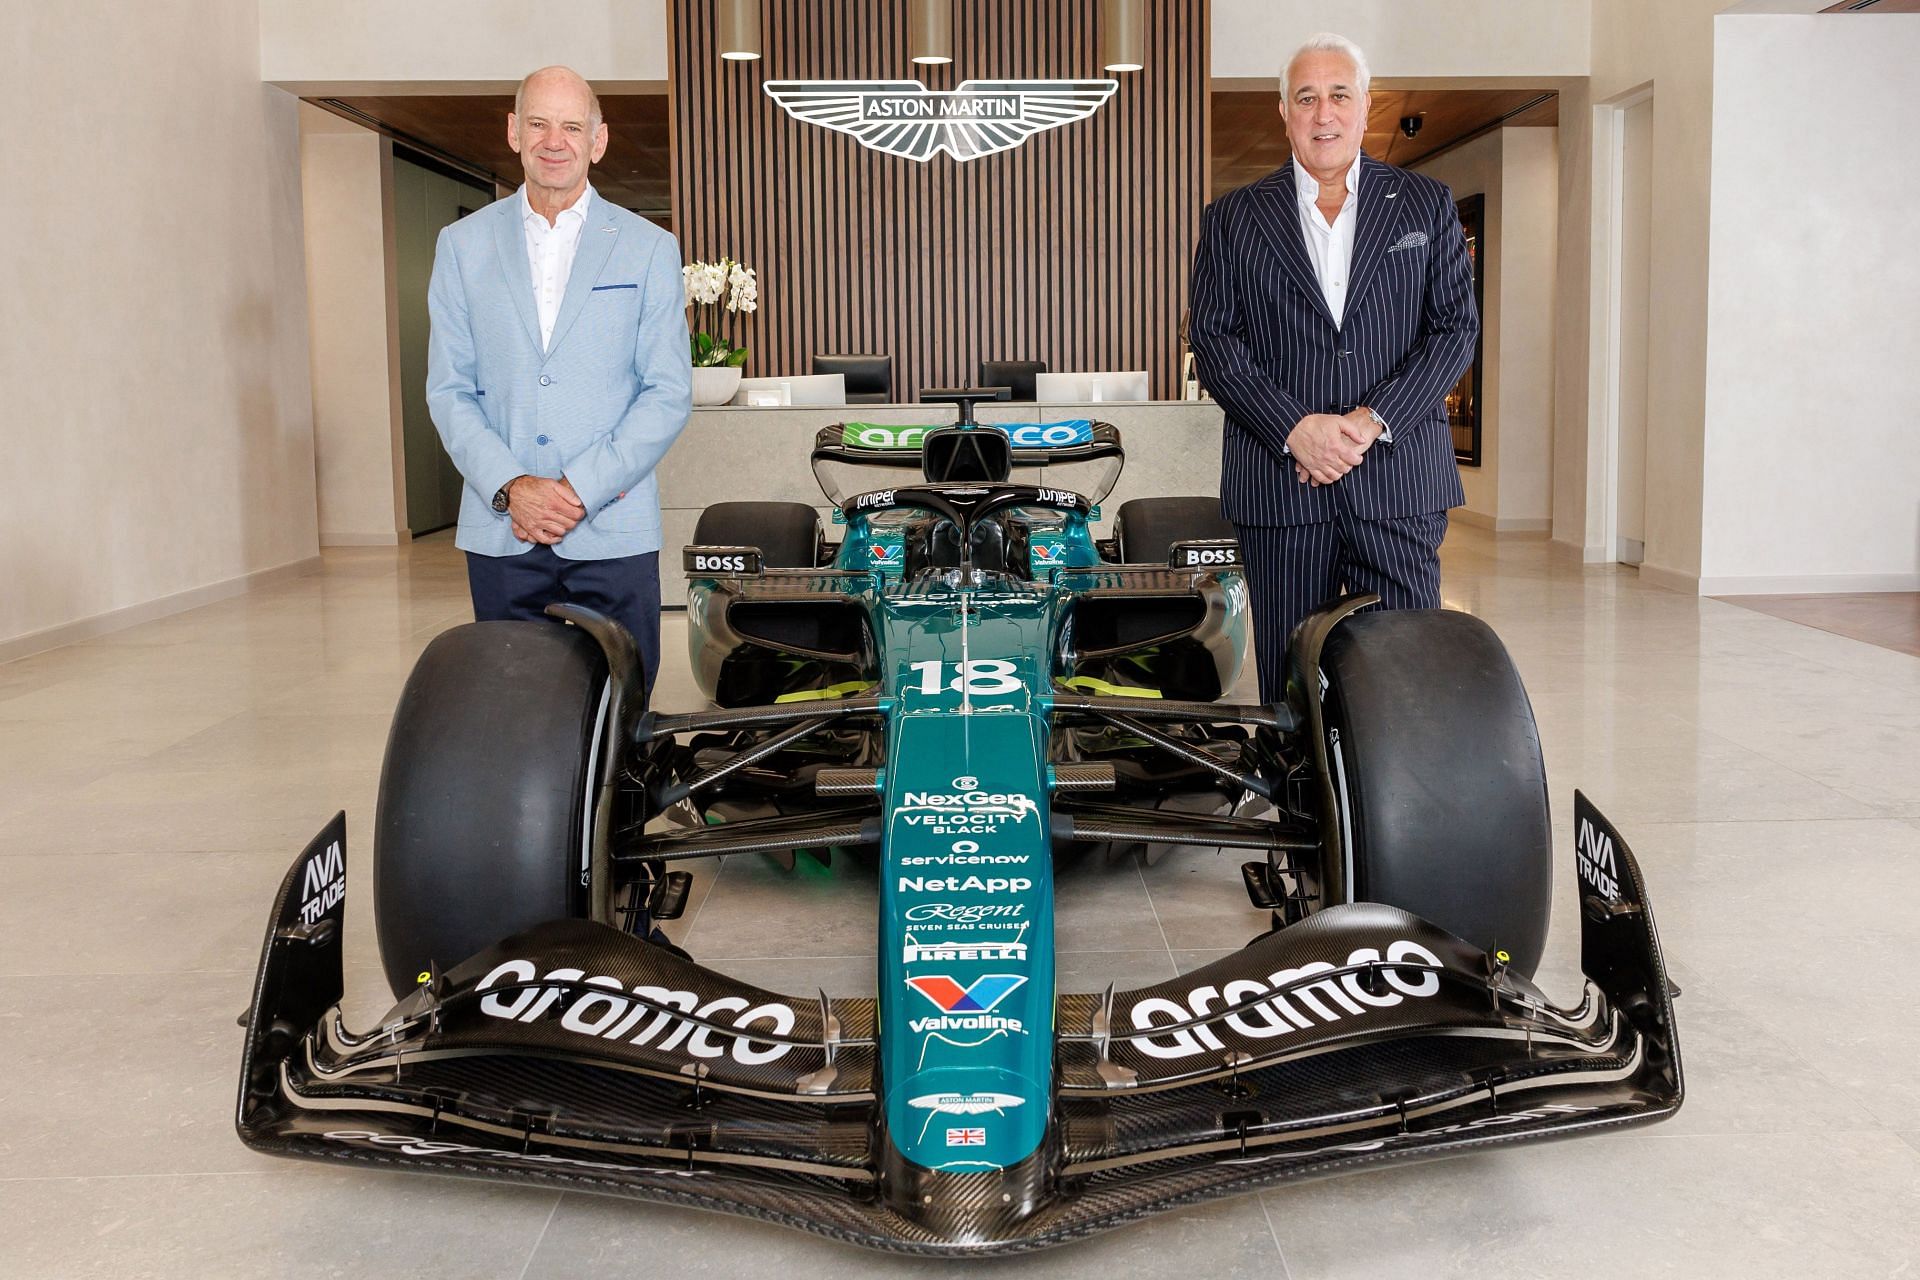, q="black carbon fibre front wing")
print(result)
[235,794,1681,1255]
